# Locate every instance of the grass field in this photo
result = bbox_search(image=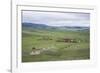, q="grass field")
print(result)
[22,27,90,62]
